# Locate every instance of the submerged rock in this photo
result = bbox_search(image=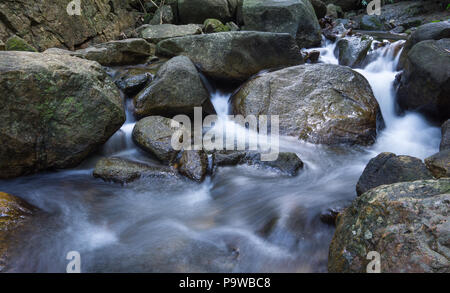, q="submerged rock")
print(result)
[134,56,215,118]
[93,157,179,184]
[335,36,372,68]
[138,24,203,43]
[0,52,125,178]
[425,150,450,179]
[156,31,304,81]
[0,192,36,272]
[132,116,184,164]
[329,179,450,273]
[441,119,450,151]
[356,152,433,196]
[241,0,322,48]
[232,64,382,146]
[396,38,450,123]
